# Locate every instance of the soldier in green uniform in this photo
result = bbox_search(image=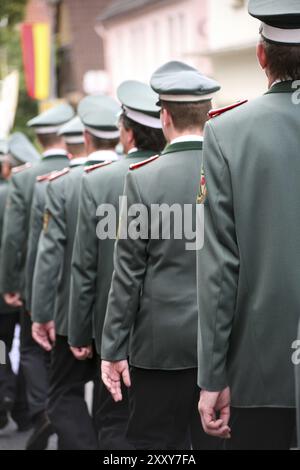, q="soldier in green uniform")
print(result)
[69,81,165,449]
[101,62,221,450]
[0,134,38,432]
[30,96,120,450]
[0,103,73,450]
[25,116,87,313]
[197,0,300,450]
